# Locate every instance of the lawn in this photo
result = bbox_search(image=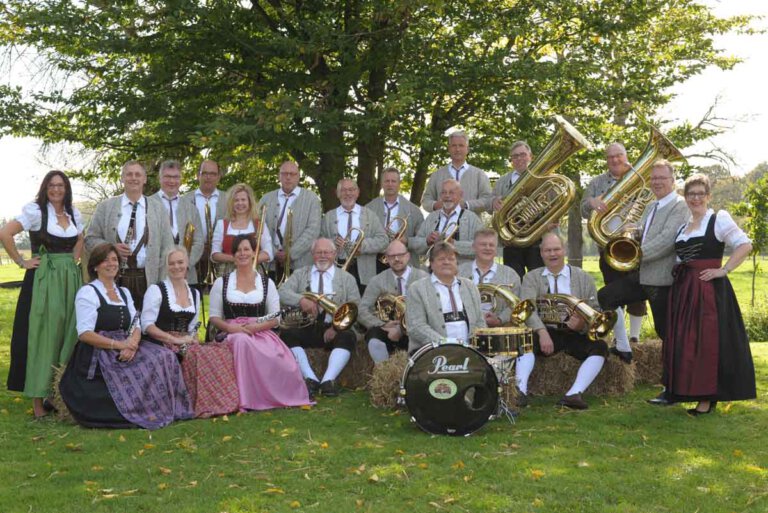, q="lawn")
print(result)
[0,260,766,513]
